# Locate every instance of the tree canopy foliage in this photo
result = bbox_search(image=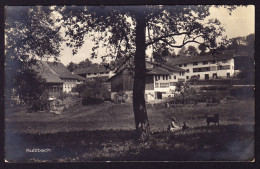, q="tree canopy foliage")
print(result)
[5,6,63,109]
[152,45,176,63]
[5,6,62,62]
[225,33,254,56]
[224,33,255,82]
[14,69,49,111]
[198,44,207,55]
[62,6,230,63]
[177,45,199,57]
[67,58,95,72]
[185,46,199,56]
